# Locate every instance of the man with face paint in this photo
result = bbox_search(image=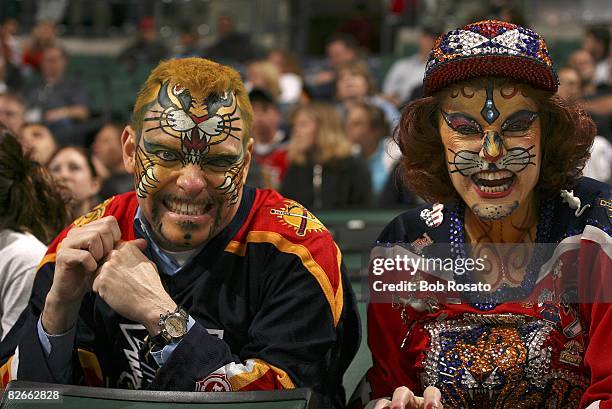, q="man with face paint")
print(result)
[350,21,612,409]
[0,58,359,409]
